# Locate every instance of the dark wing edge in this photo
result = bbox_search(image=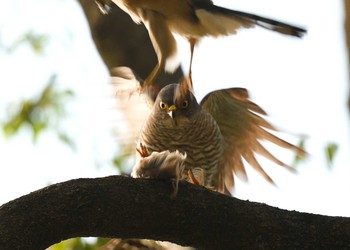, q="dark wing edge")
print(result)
[200,88,305,192]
